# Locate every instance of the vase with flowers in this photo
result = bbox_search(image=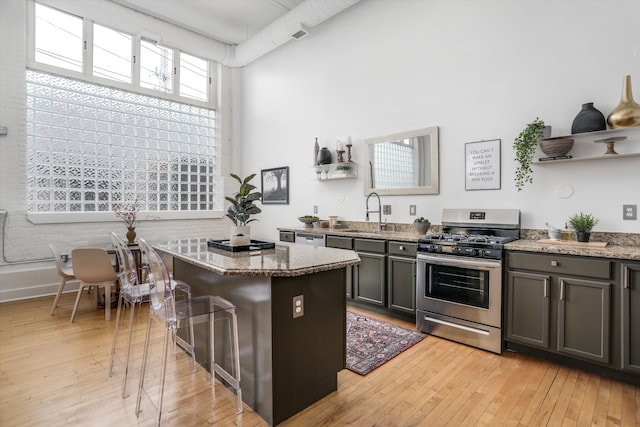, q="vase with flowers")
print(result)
[115,200,141,244]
